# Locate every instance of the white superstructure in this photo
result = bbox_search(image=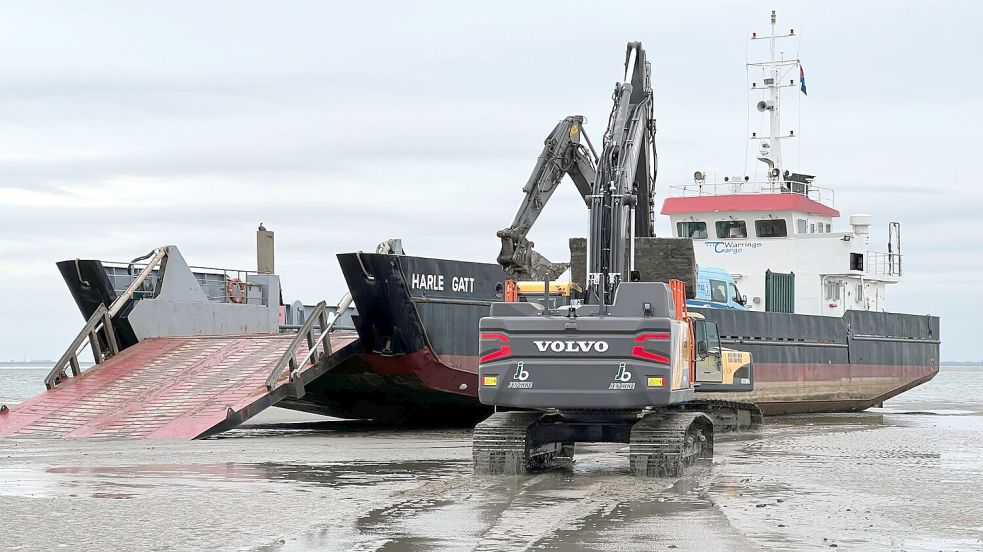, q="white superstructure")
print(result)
[662,11,903,317]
